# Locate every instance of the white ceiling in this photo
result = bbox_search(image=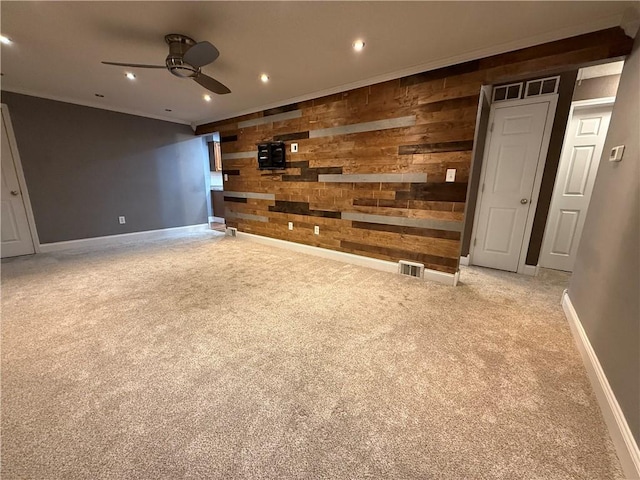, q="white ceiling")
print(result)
[0,1,636,128]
